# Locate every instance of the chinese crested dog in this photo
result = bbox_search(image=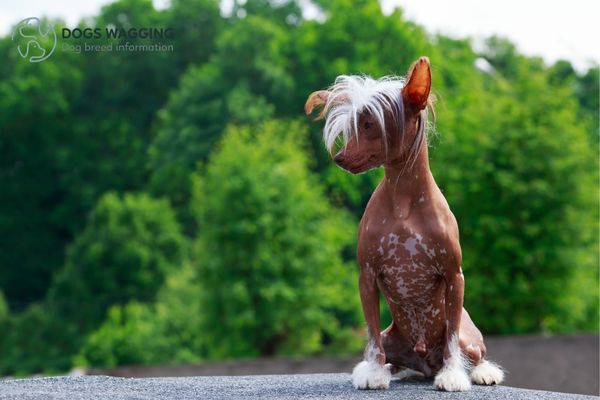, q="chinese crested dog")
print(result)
[305,57,504,392]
